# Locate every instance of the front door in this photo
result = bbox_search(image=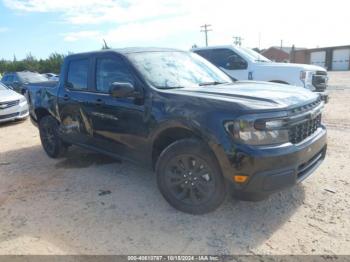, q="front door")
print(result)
[87,53,148,162]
